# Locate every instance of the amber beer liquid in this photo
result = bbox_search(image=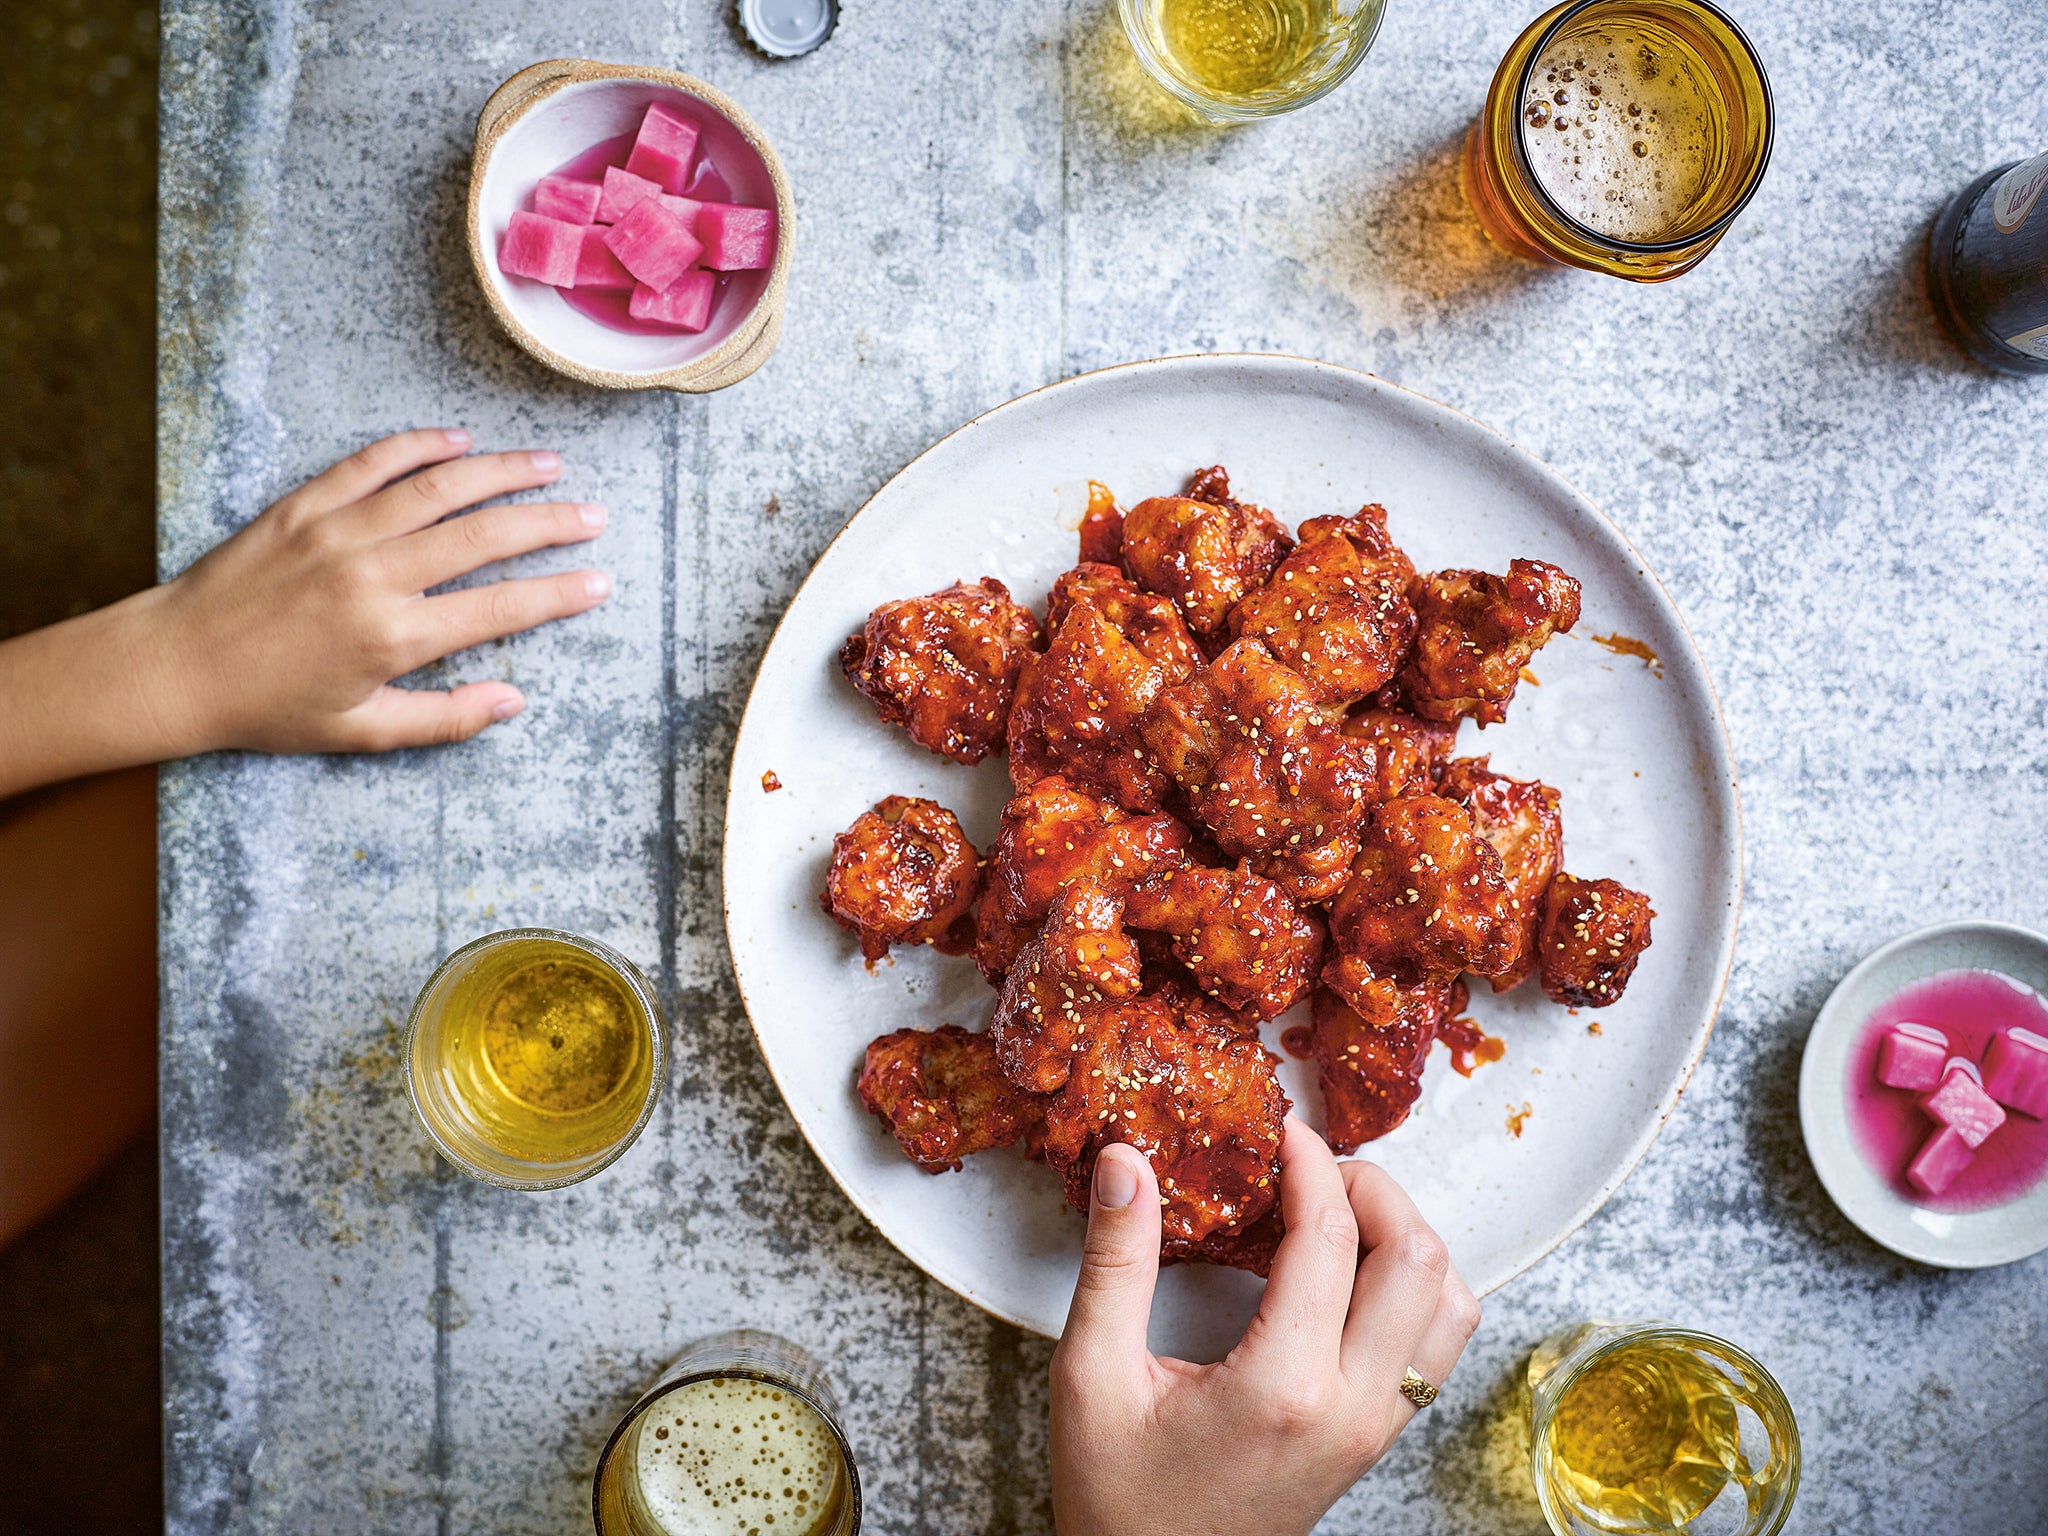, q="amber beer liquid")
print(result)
[403,929,667,1188]
[1927,151,2048,376]
[1464,0,1773,281]
[592,1330,861,1536]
